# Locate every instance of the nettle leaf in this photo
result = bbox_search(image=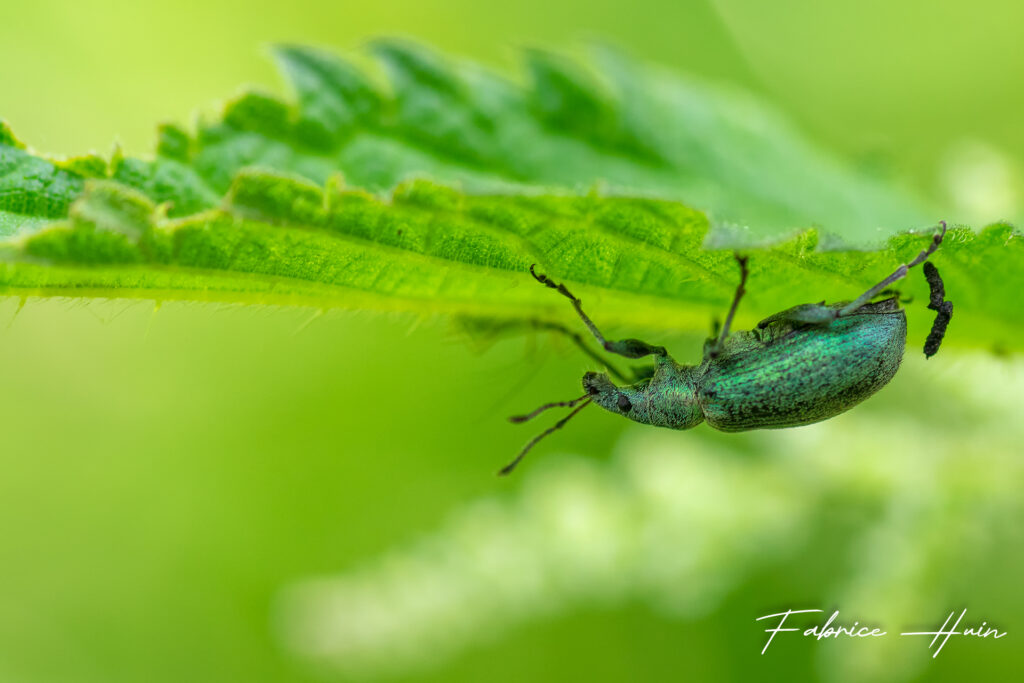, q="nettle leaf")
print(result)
[0,170,1017,351]
[3,42,938,238]
[0,44,1020,351]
